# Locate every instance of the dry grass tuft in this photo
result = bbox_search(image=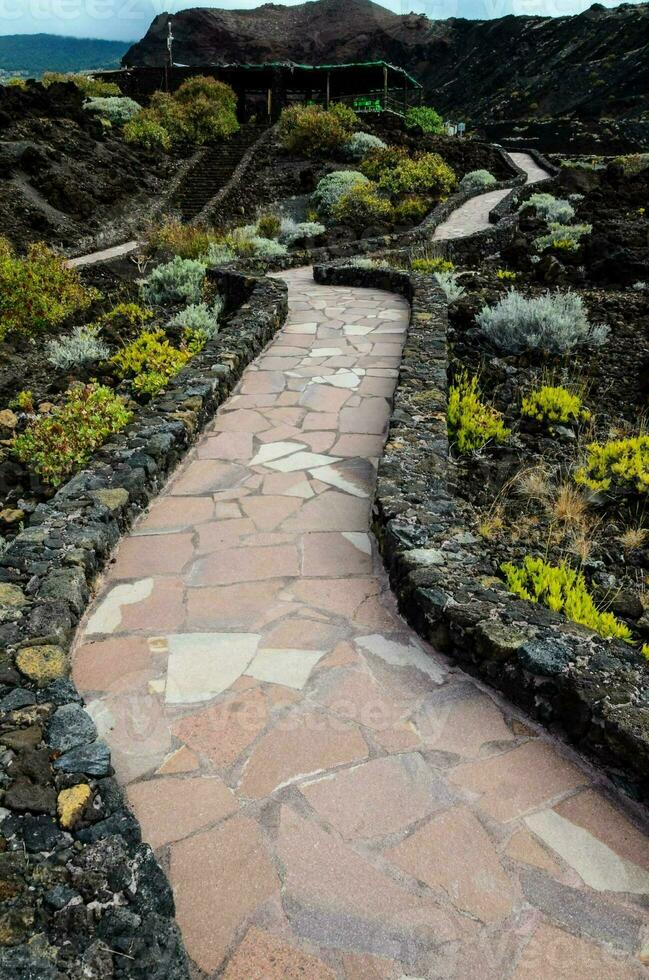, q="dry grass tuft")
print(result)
[515,464,554,504]
[552,485,589,527]
[478,504,505,541]
[619,526,648,552]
